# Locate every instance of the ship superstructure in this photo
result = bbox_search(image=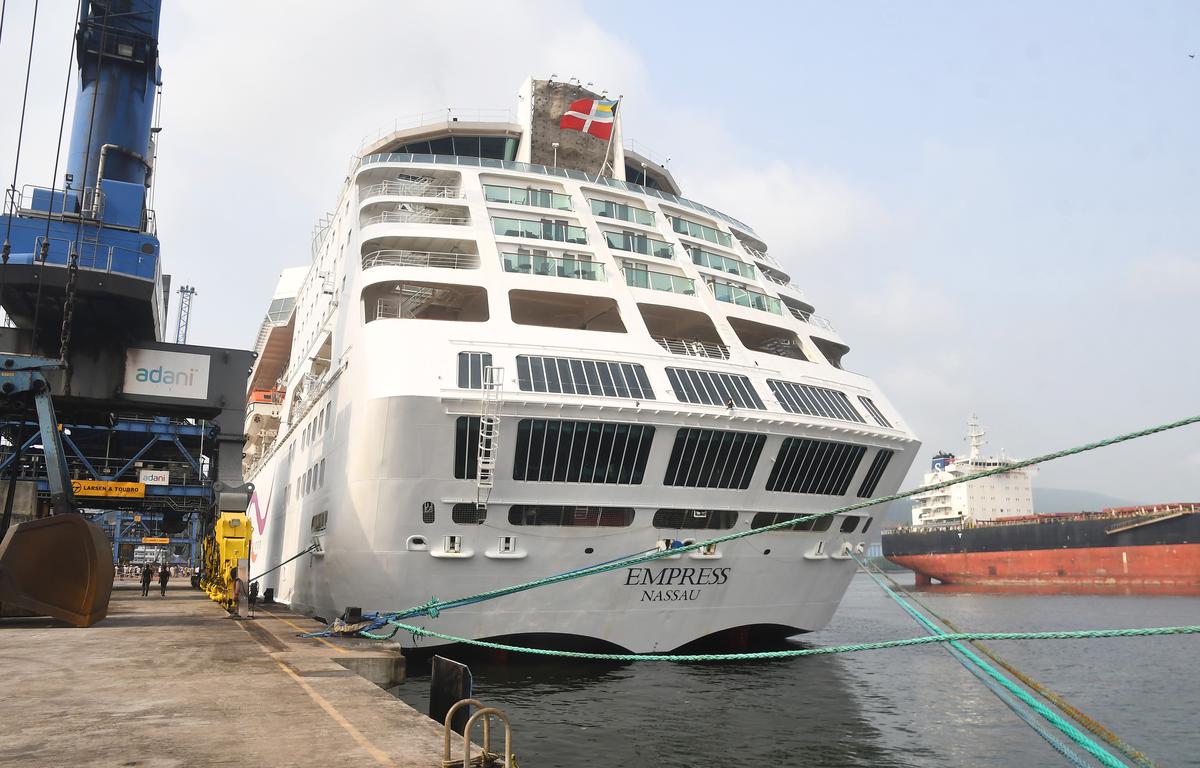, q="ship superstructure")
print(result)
[909,416,1035,527]
[242,79,920,652]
